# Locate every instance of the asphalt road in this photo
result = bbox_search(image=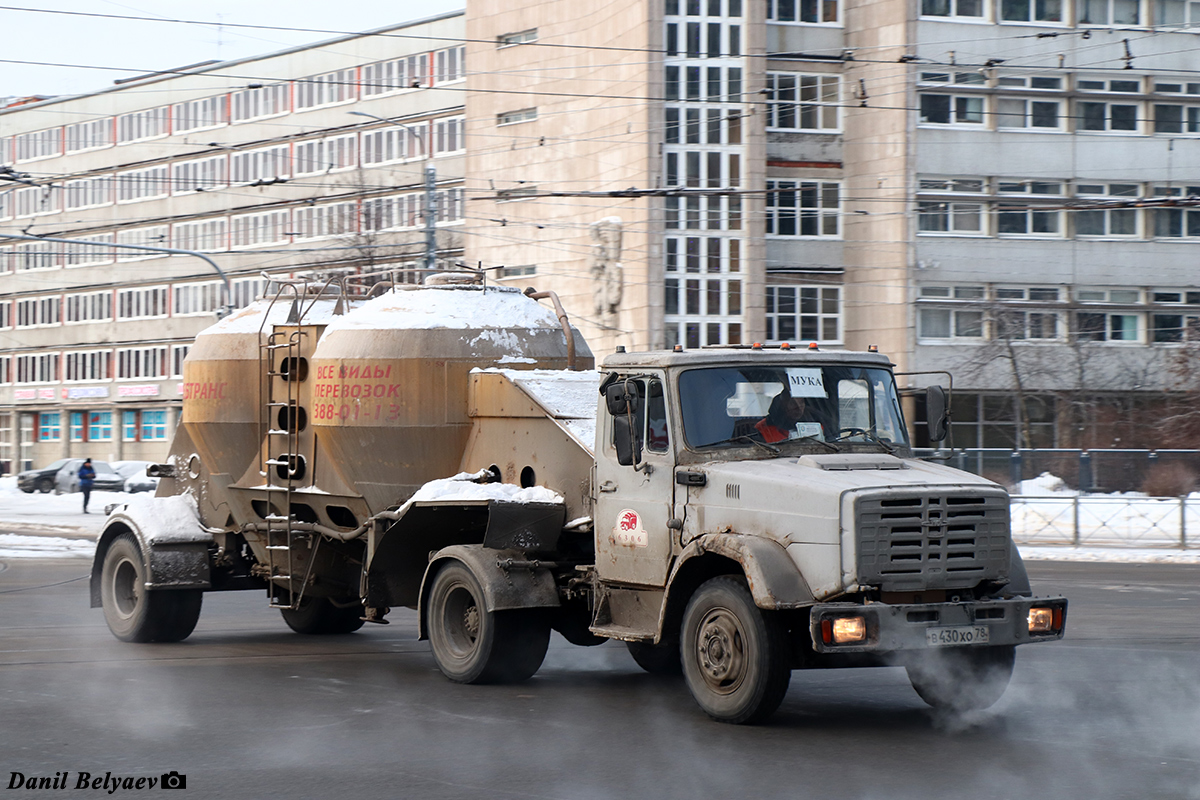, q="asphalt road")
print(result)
[0,559,1196,800]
